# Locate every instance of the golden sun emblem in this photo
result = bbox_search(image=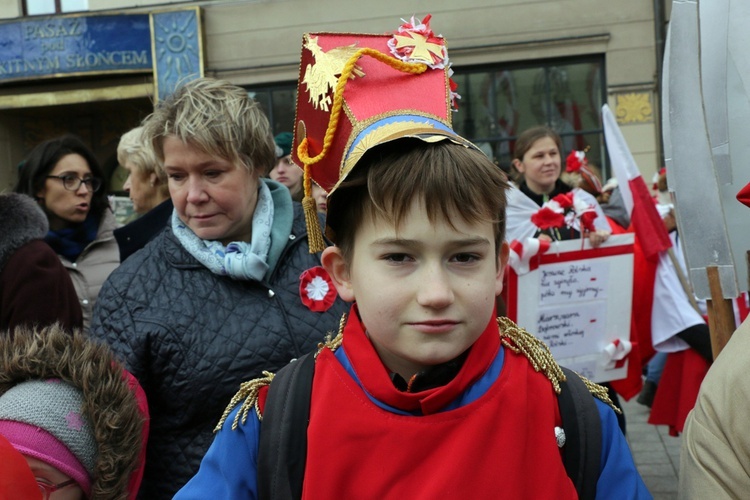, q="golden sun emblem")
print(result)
[392,31,444,65]
[302,35,364,112]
